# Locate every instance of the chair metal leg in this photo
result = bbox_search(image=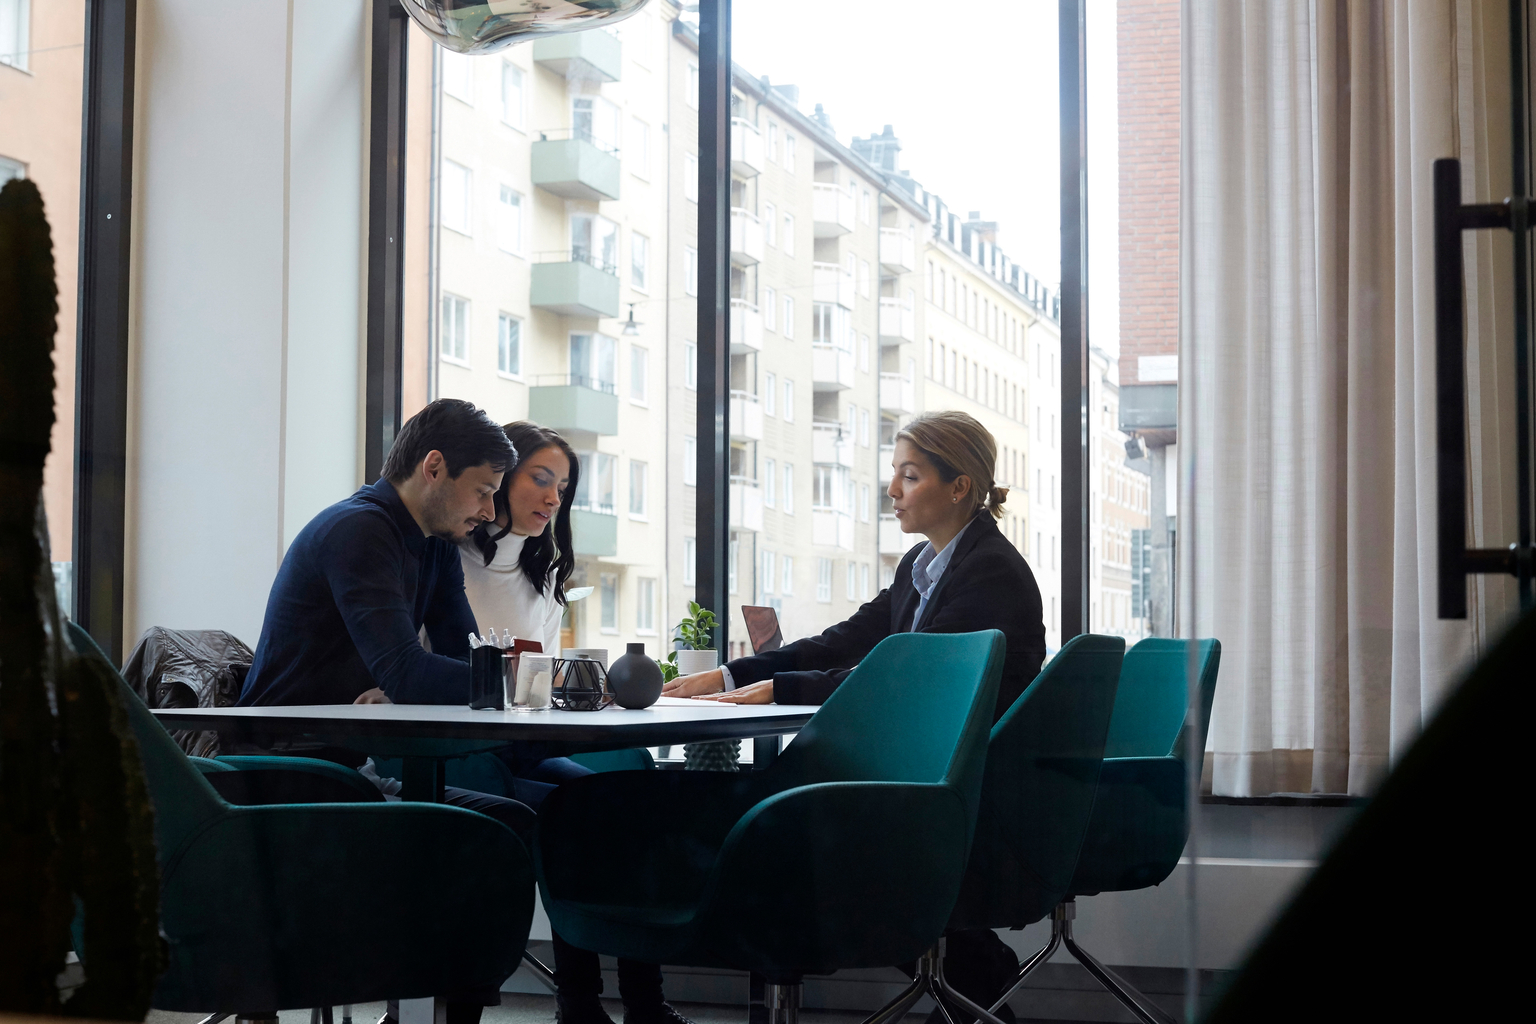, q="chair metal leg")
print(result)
[861,942,1011,1024]
[987,907,1065,1016]
[341,1007,354,1024]
[766,983,801,1024]
[196,1015,232,1024]
[930,937,1012,1024]
[521,948,559,993]
[1057,900,1177,1024]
